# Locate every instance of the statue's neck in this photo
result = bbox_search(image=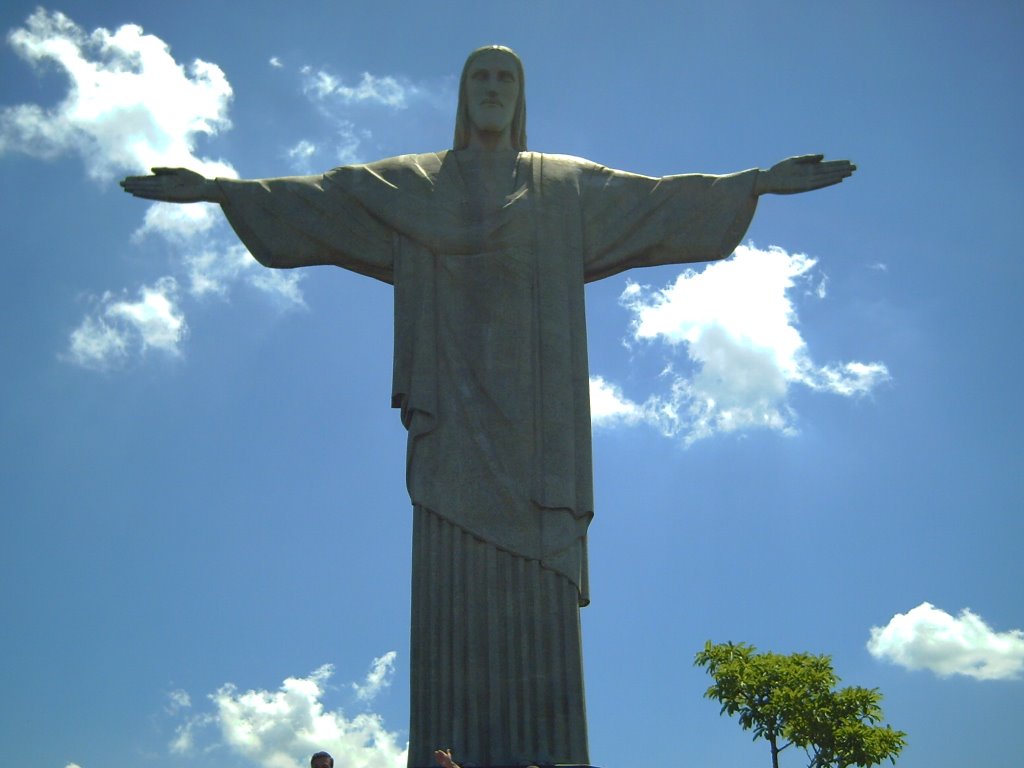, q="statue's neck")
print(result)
[466,126,514,151]
[454,148,519,173]
[453,148,520,201]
